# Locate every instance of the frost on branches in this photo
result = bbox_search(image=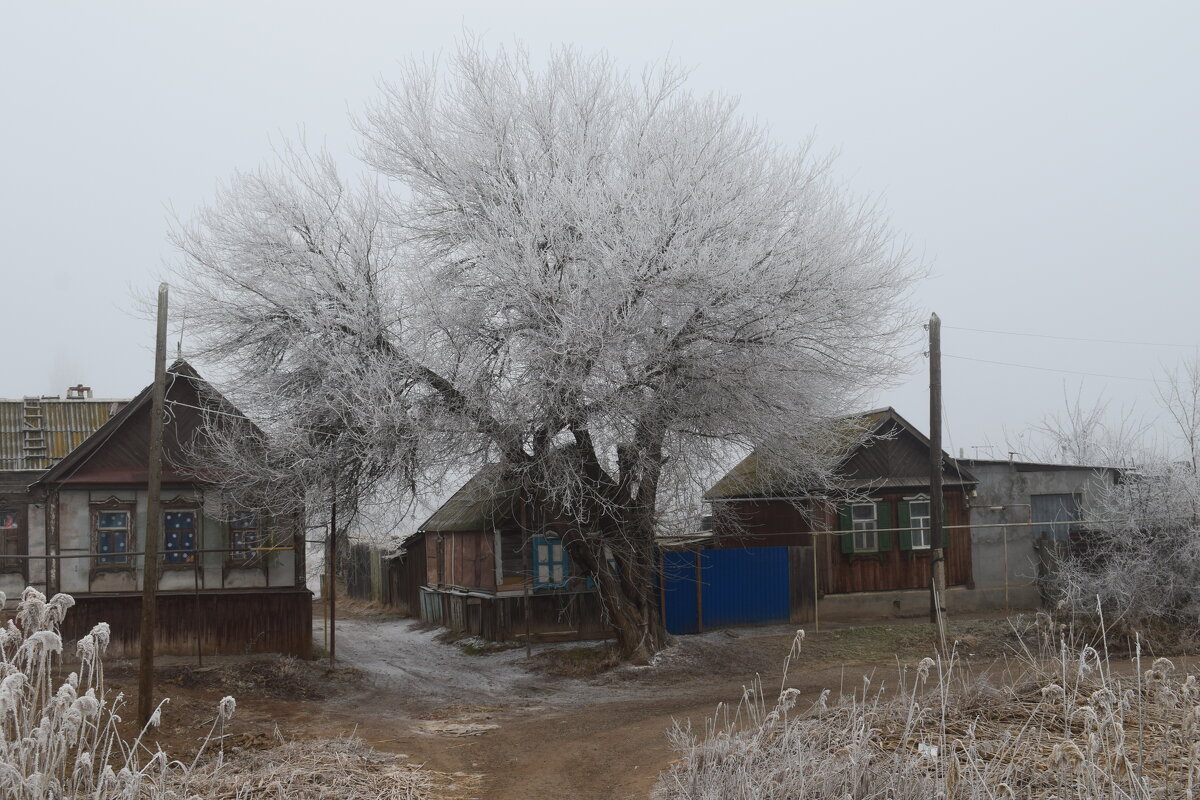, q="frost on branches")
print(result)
[1052,359,1200,629]
[170,42,919,661]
